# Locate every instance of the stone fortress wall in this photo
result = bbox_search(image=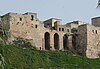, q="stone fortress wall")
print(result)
[0,12,100,58]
